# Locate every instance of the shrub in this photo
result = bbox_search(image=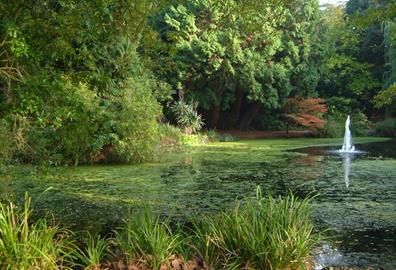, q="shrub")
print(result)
[158,123,184,150]
[320,118,344,138]
[0,119,14,163]
[320,112,372,138]
[191,187,319,270]
[204,130,219,142]
[171,101,204,135]
[107,81,161,164]
[0,194,75,269]
[216,133,238,142]
[351,112,372,136]
[375,118,396,137]
[283,98,328,133]
[251,113,286,131]
[326,96,359,116]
